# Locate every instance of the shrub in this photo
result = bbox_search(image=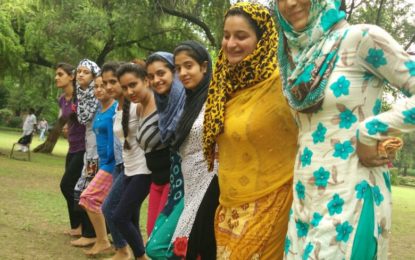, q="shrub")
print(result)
[0,108,13,126]
[390,168,400,186]
[8,116,22,128]
[399,176,415,188]
[406,168,415,177]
